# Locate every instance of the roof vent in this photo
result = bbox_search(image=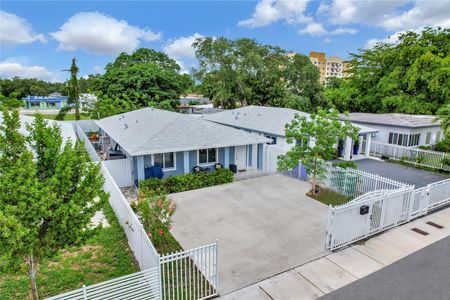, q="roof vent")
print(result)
[124,123,128,129]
